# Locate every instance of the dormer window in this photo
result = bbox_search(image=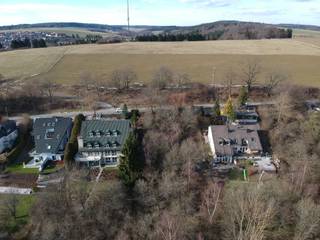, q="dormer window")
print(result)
[45,129,55,139]
[89,131,94,137]
[113,130,119,136]
[96,131,101,137]
[87,143,93,149]
[112,141,118,148]
[94,142,100,148]
[106,131,111,136]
